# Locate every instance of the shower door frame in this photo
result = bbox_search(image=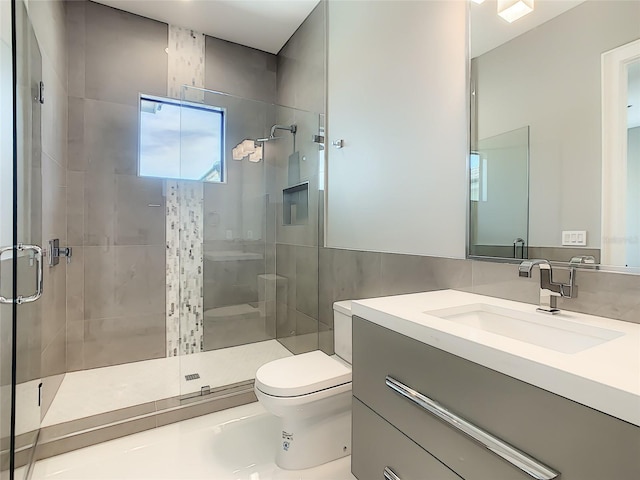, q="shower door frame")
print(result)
[1,1,45,477]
